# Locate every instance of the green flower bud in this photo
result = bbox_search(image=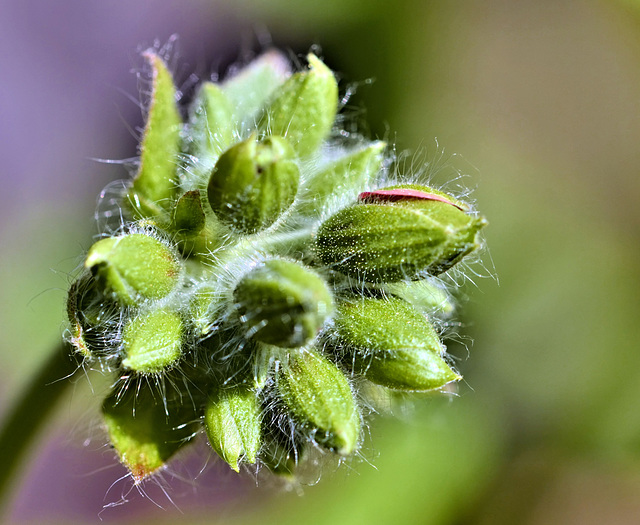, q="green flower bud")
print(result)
[276,348,360,455]
[172,190,206,236]
[122,308,183,374]
[260,54,338,157]
[127,52,182,219]
[204,385,261,472]
[333,296,460,391]
[58,47,489,486]
[102,380,200,482]
[207,134,300,234]
[315,185,486,282]
[84,233,182,306]
[233,259,334,348]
